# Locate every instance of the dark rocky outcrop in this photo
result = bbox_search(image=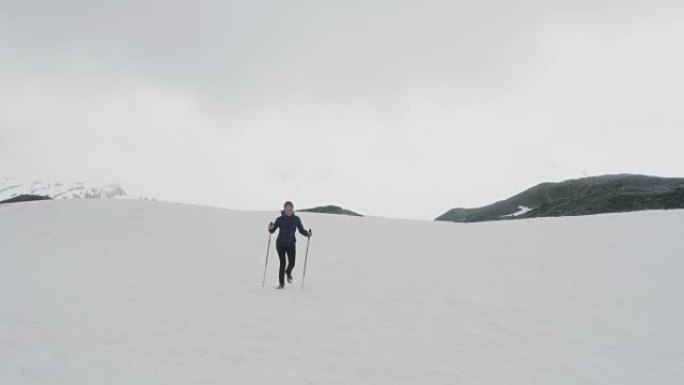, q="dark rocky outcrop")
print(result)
[300,205,363,217]
[0,194,53,204]
[436,174,684,222]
